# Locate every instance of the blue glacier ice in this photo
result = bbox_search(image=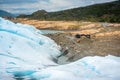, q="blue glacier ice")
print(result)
[0,17,120,80]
